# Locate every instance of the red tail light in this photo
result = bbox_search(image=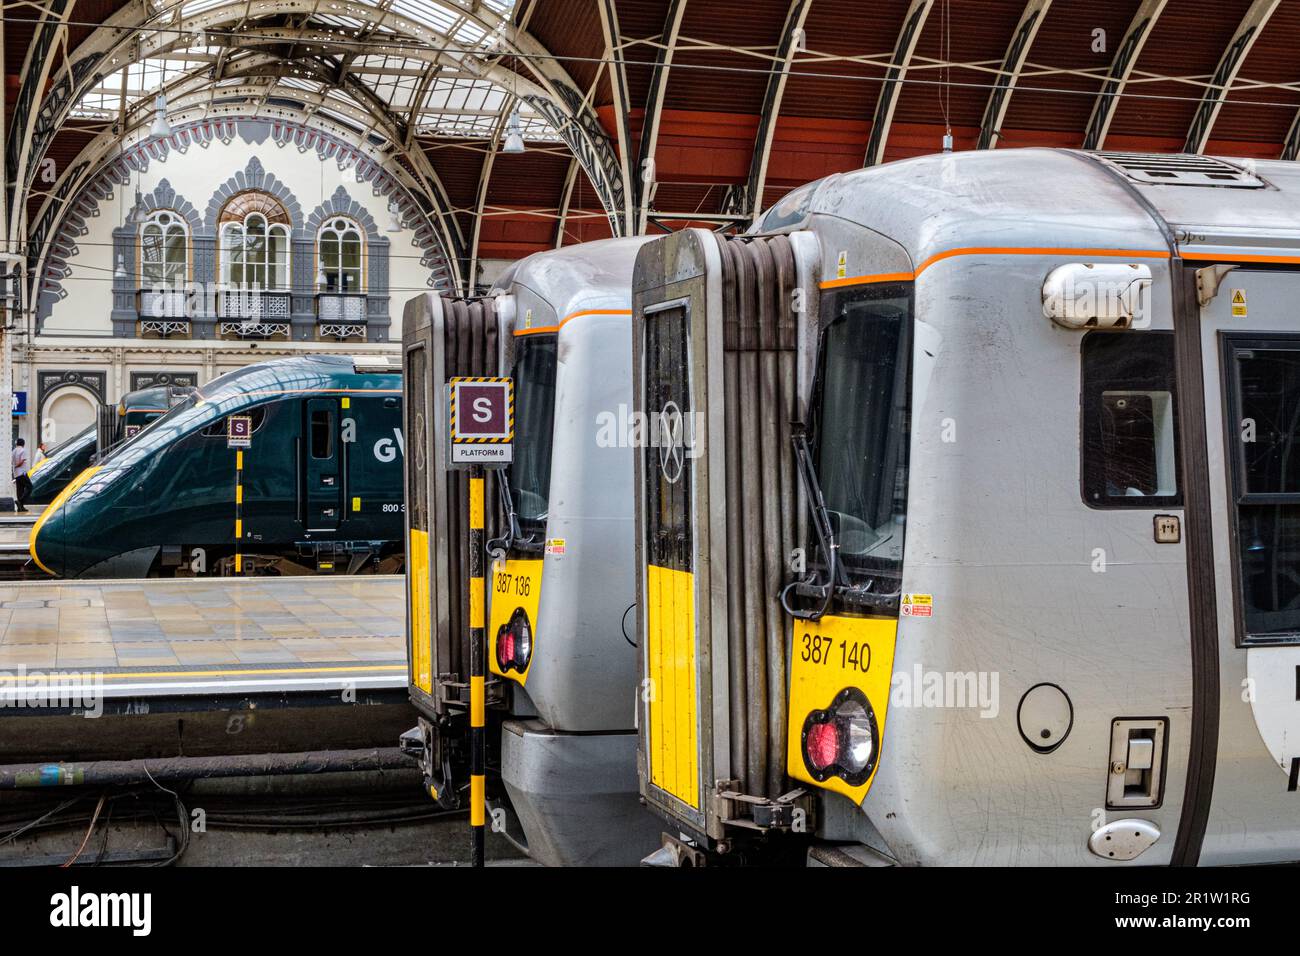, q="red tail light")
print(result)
[806,722,840,770]
[800,688,879,786]
[495,607,533,674]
